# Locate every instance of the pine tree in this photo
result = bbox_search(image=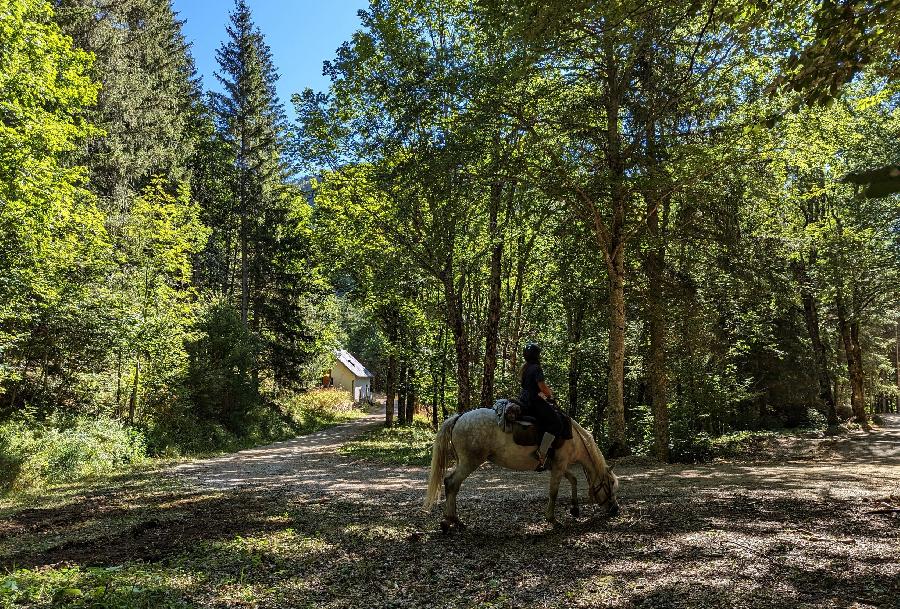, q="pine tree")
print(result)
[212,0,287,328]
[211,0,325,390]
[52,0,199,209]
